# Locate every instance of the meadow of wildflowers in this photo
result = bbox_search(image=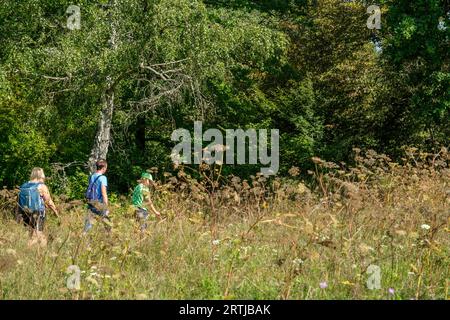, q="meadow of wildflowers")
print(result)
[0,148,448,299]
